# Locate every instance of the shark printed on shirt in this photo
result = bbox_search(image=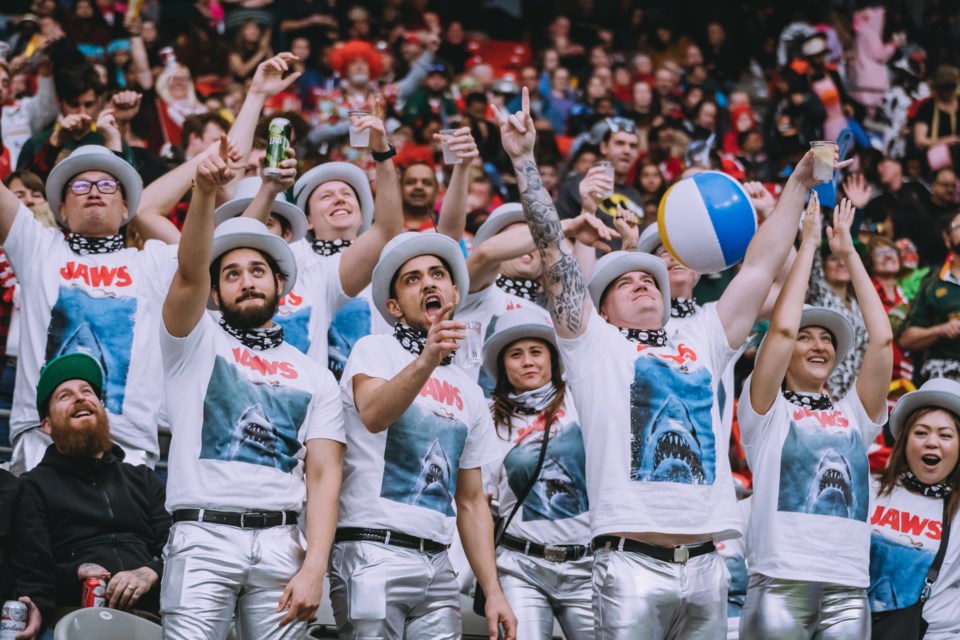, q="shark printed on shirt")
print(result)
[328,297,371,381]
